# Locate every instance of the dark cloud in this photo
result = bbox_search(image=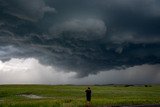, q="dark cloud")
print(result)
[0,0,160,77]
[0,0,56,21]
[49,18,107,40]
